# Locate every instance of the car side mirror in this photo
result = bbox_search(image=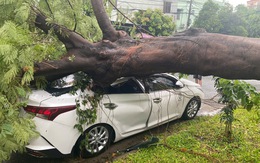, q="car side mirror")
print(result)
[176,81,184,88]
